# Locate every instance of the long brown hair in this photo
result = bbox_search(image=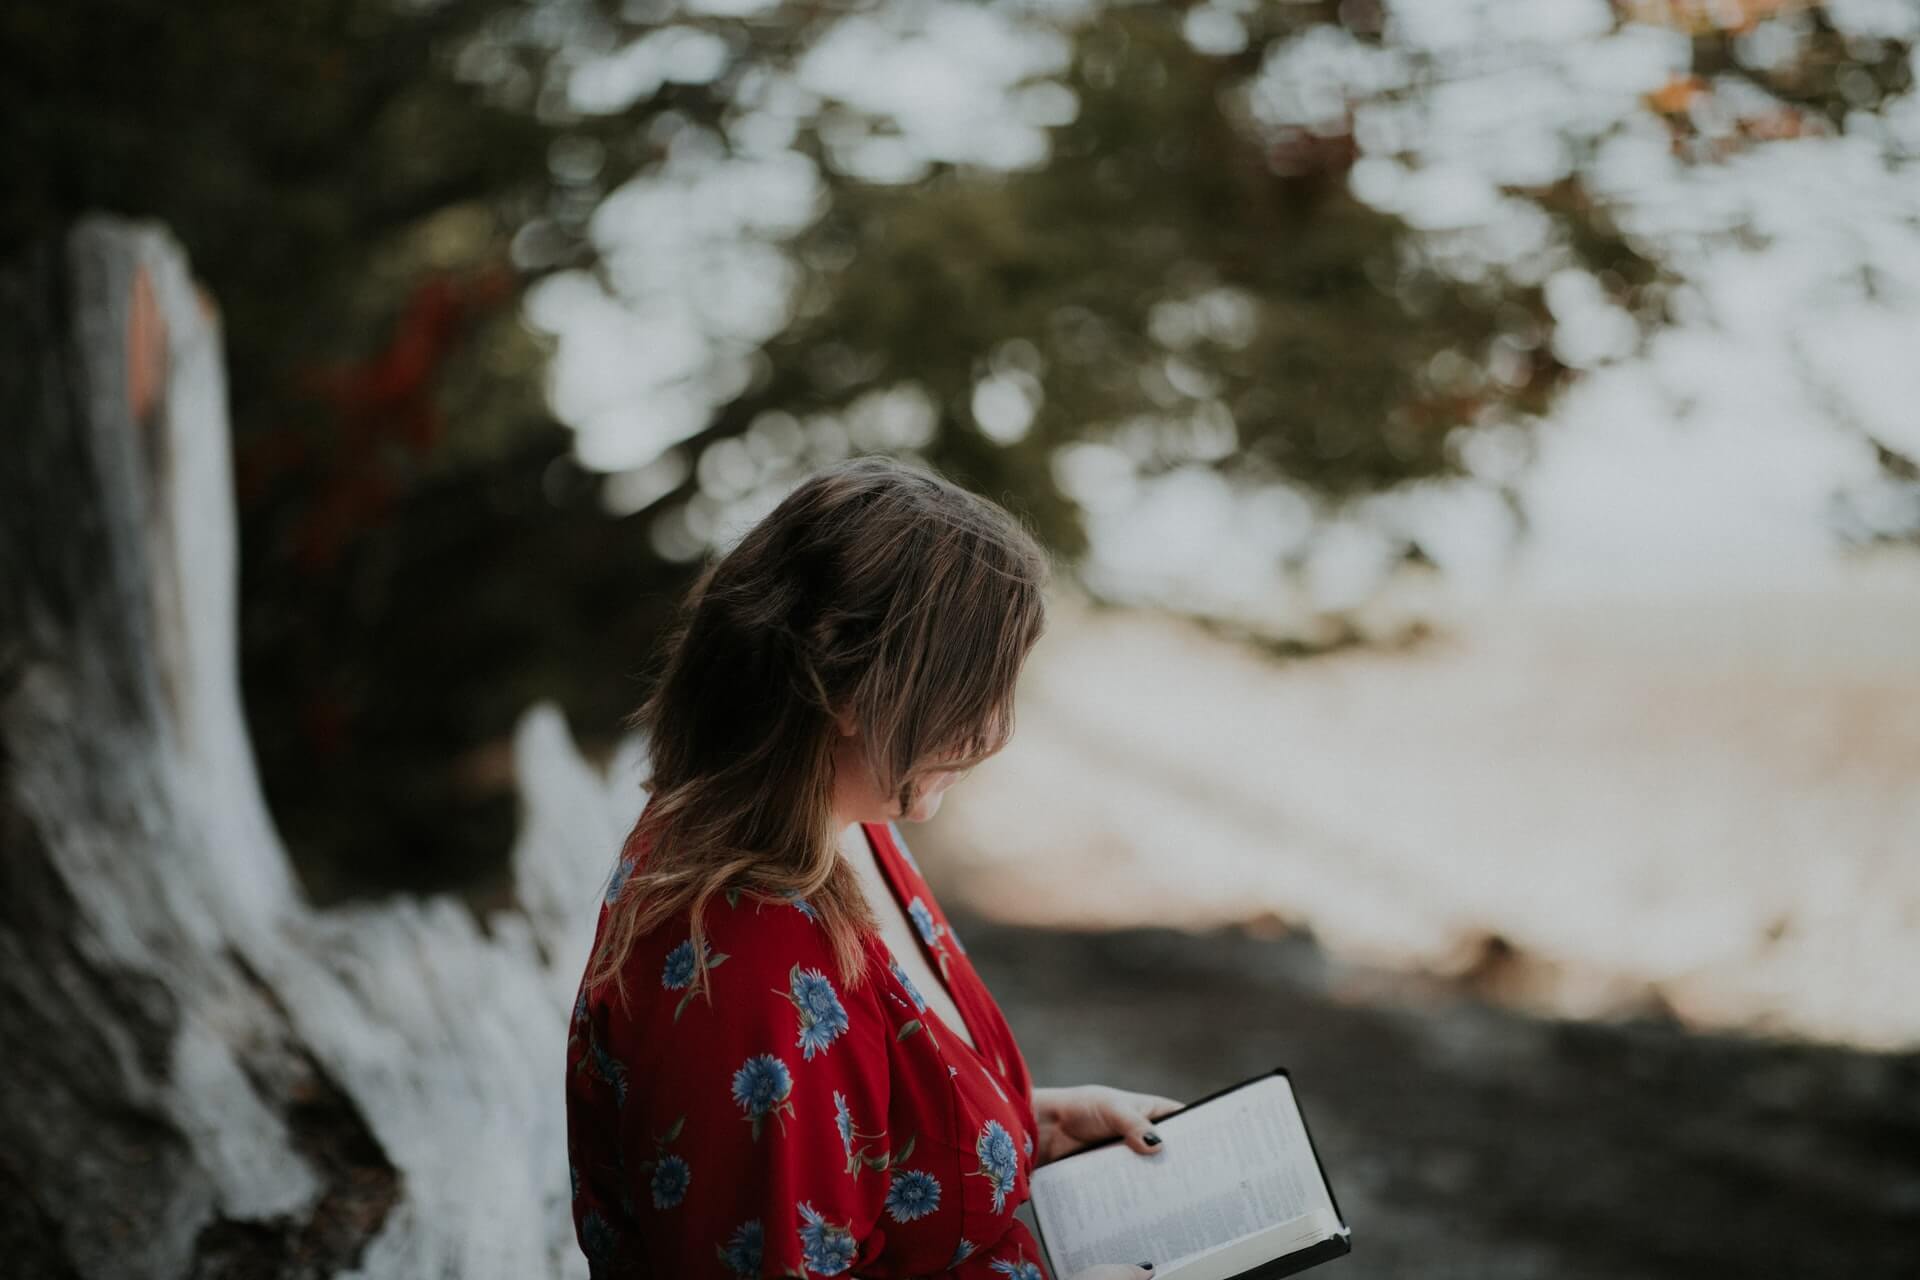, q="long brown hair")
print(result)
[586,455,1051,1014]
